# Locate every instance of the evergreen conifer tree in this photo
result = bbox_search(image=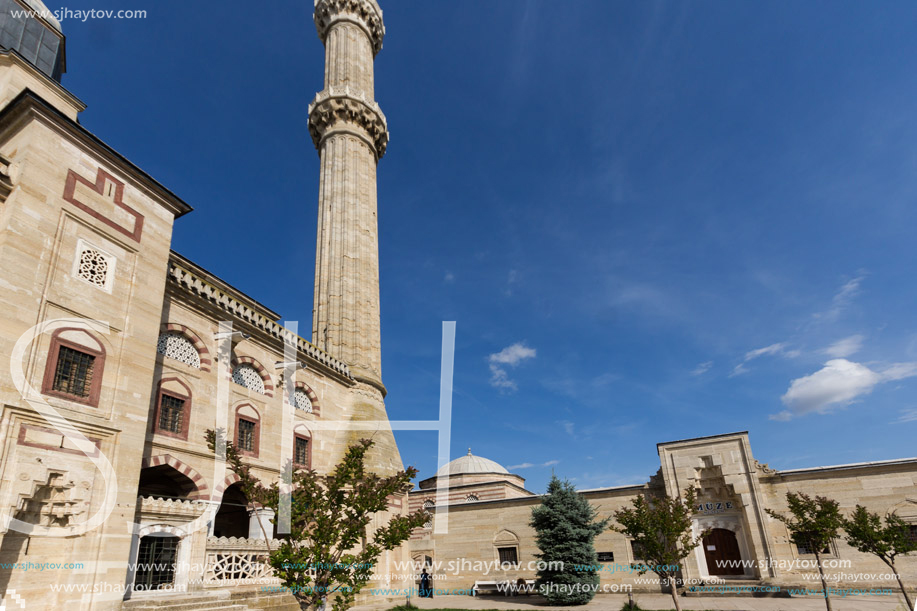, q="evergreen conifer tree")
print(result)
[530,475,610,605]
